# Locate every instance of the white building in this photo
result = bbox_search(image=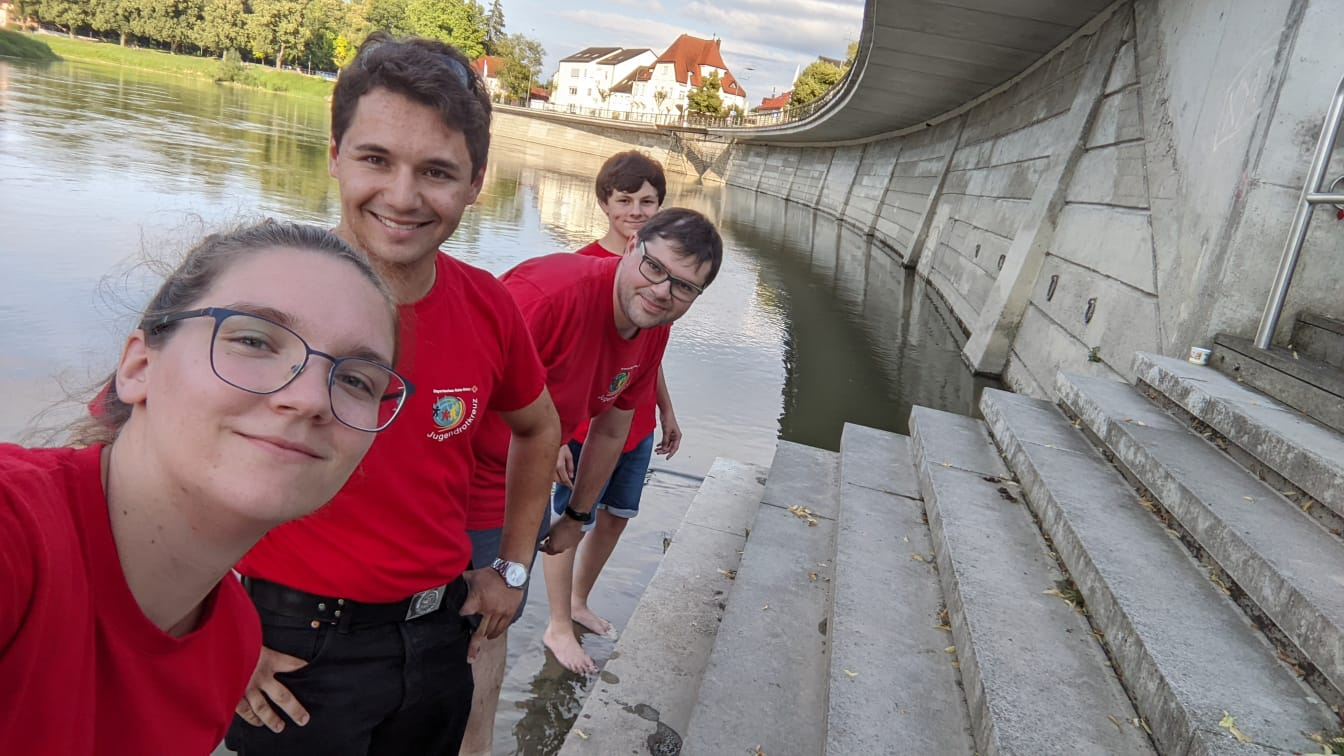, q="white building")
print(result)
[629,34,748,117]
[550,46,656,113]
